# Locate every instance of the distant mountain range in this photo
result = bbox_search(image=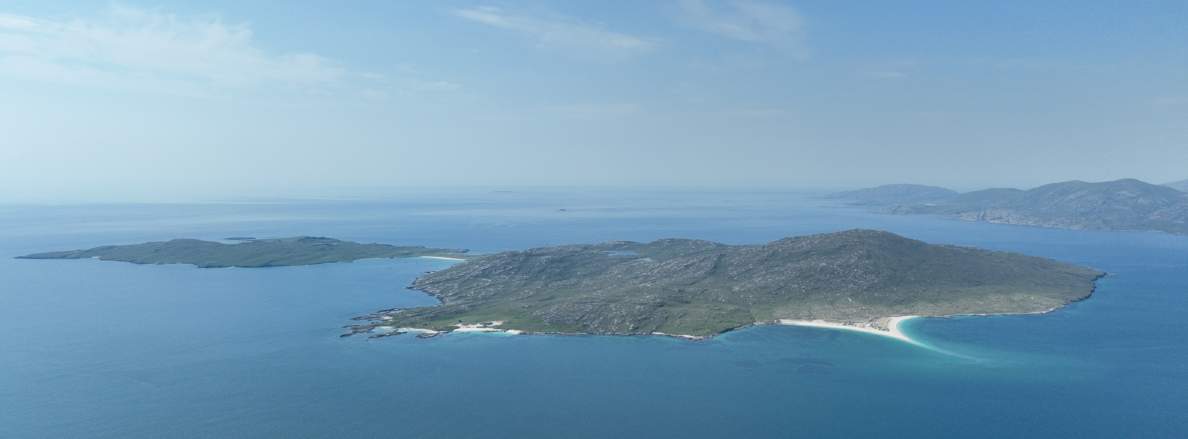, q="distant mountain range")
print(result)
[831,179,1188,235]
[1165,179,1188,192]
